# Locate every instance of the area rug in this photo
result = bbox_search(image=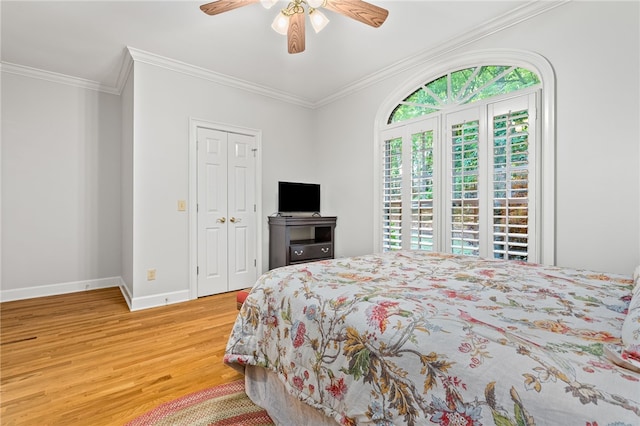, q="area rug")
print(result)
[125,380,274,426]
